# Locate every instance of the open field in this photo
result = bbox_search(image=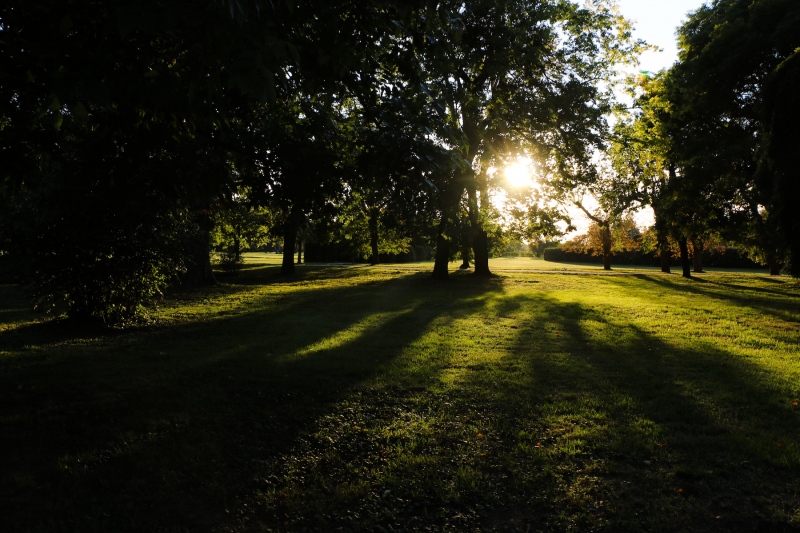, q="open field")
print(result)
[1,256,799,531]
[247,251,772,274]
